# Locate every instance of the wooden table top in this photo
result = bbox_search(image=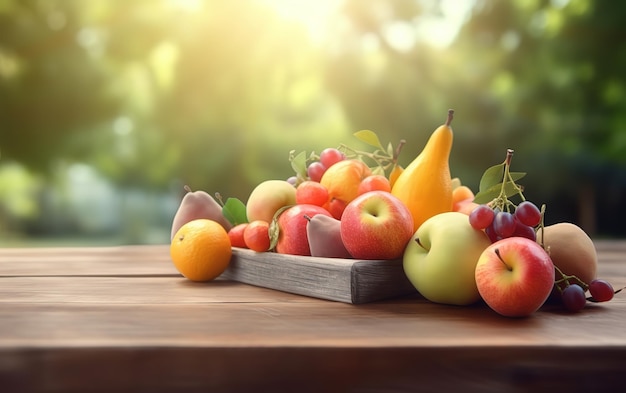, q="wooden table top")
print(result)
[1,241,625,393]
